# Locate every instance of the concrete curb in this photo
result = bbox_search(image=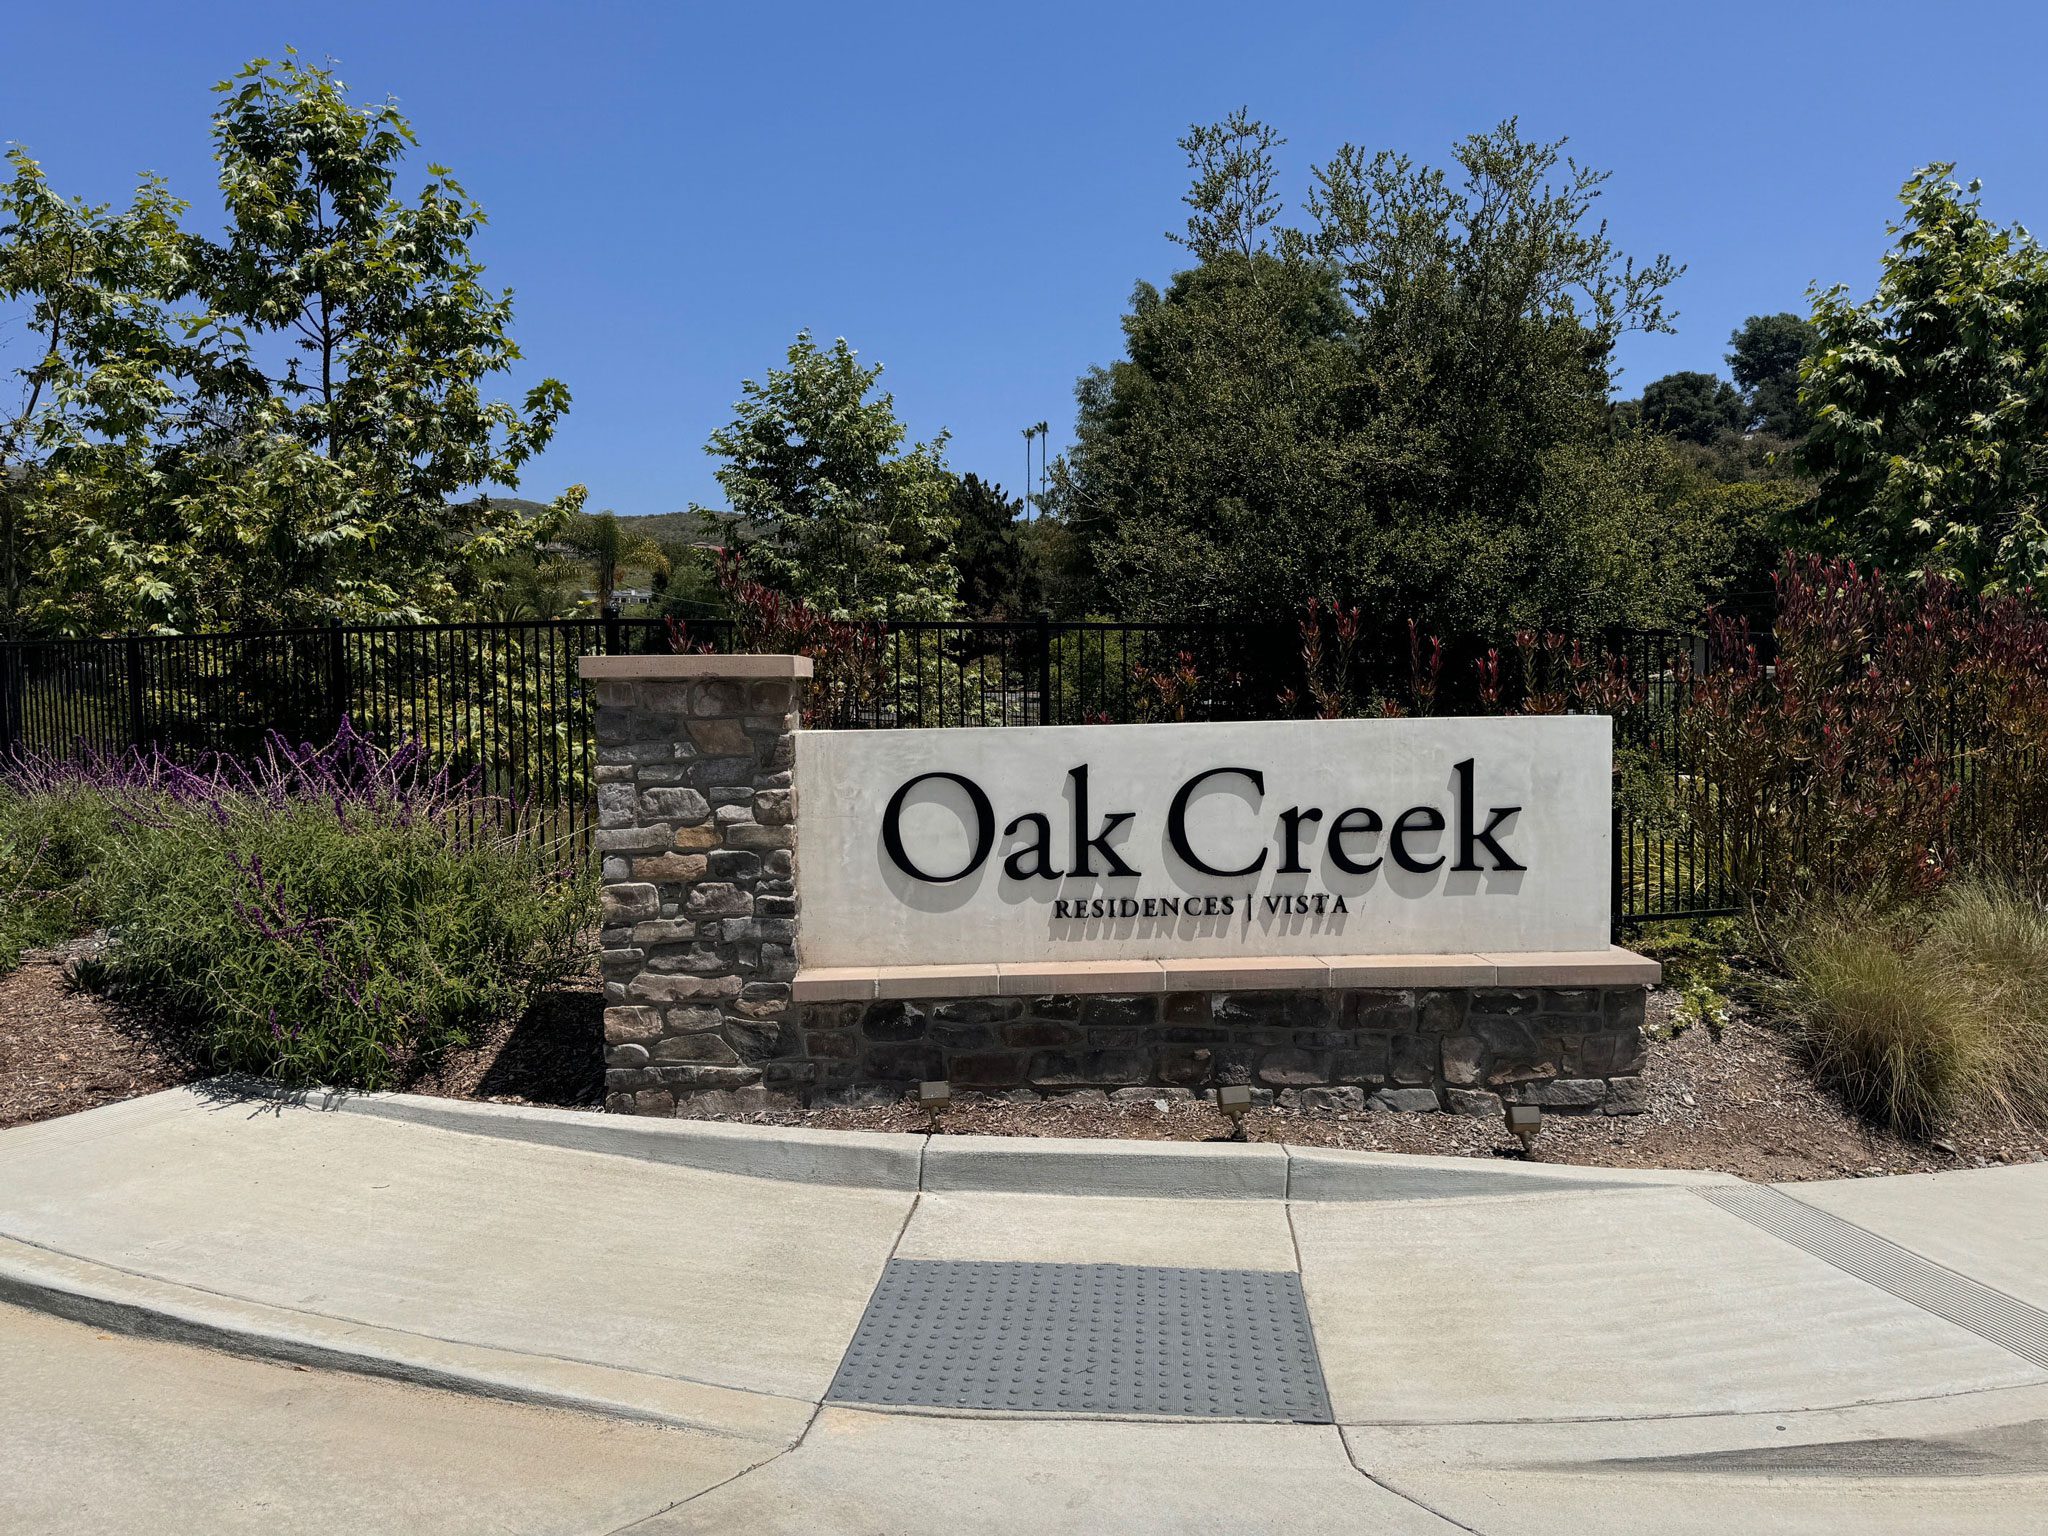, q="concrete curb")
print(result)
[1284,1144,1741,1201]
[258,1083,1741,1202]
[0,1235,806,1445]
[325,1091,924,1192]
[924,1135,1290,1200]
